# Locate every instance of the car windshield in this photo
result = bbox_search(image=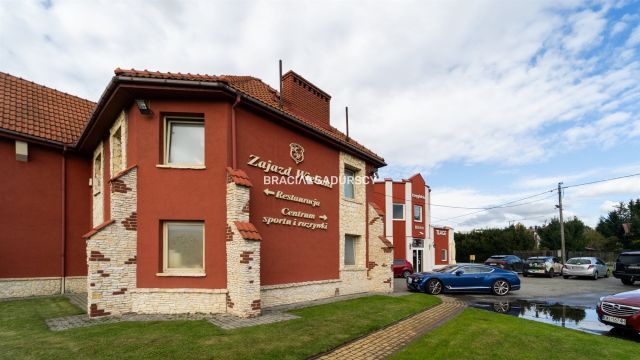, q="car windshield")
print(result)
[567,258,591,265]
[434,265,459,273]
[488,256,506,259]
[527,257,547,262]
[618,254,640,264]
[393,260,404,265]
